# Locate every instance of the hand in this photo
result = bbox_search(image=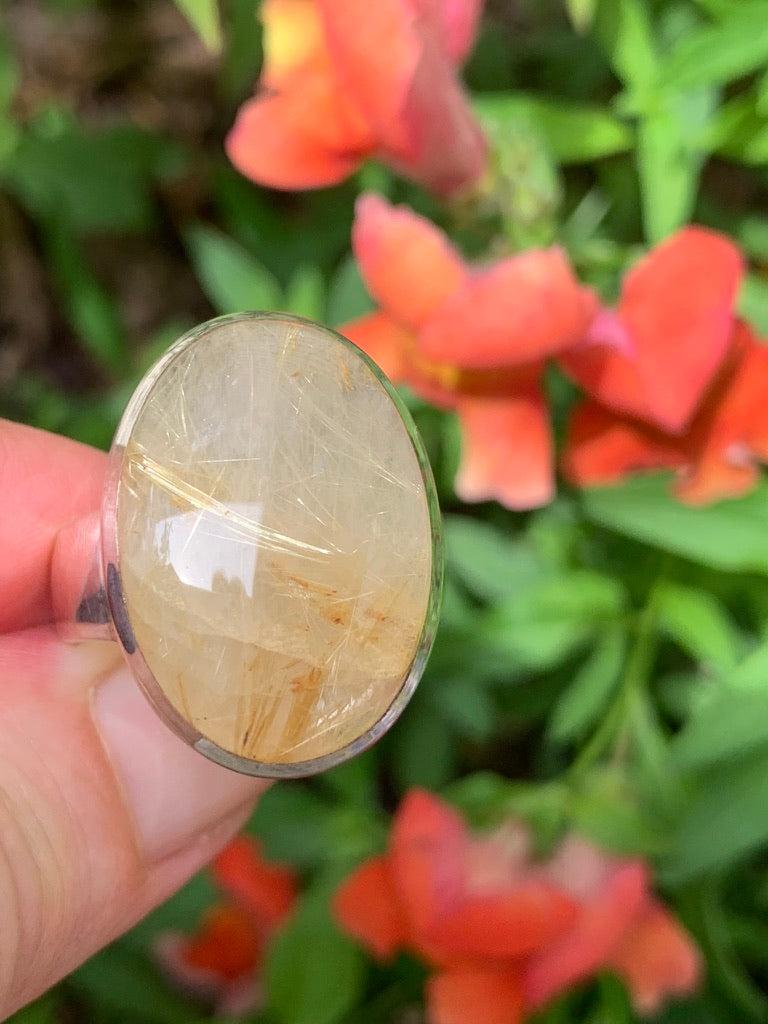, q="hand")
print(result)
[0,419,267,1019]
